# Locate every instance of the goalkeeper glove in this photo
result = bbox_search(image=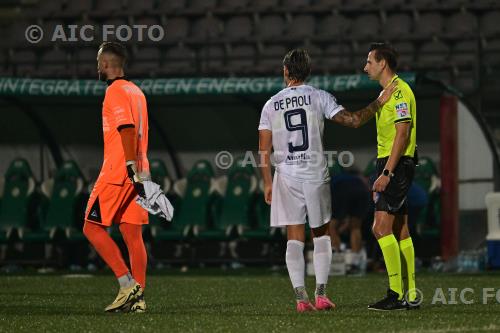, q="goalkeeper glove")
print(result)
[126,160,146,198]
